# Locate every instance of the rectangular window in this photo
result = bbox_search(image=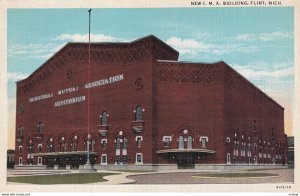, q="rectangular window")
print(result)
[136,137,142,147]
[101,154,107,164]
[116,139,120,149]
[123,139,128,149]
[19,146,22,153]
[116,155,120,164]
[122,155,128,164]
[136,153,143,164]
[38,157,42,165]
[164,138,170,147]
[201,138,207,148]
